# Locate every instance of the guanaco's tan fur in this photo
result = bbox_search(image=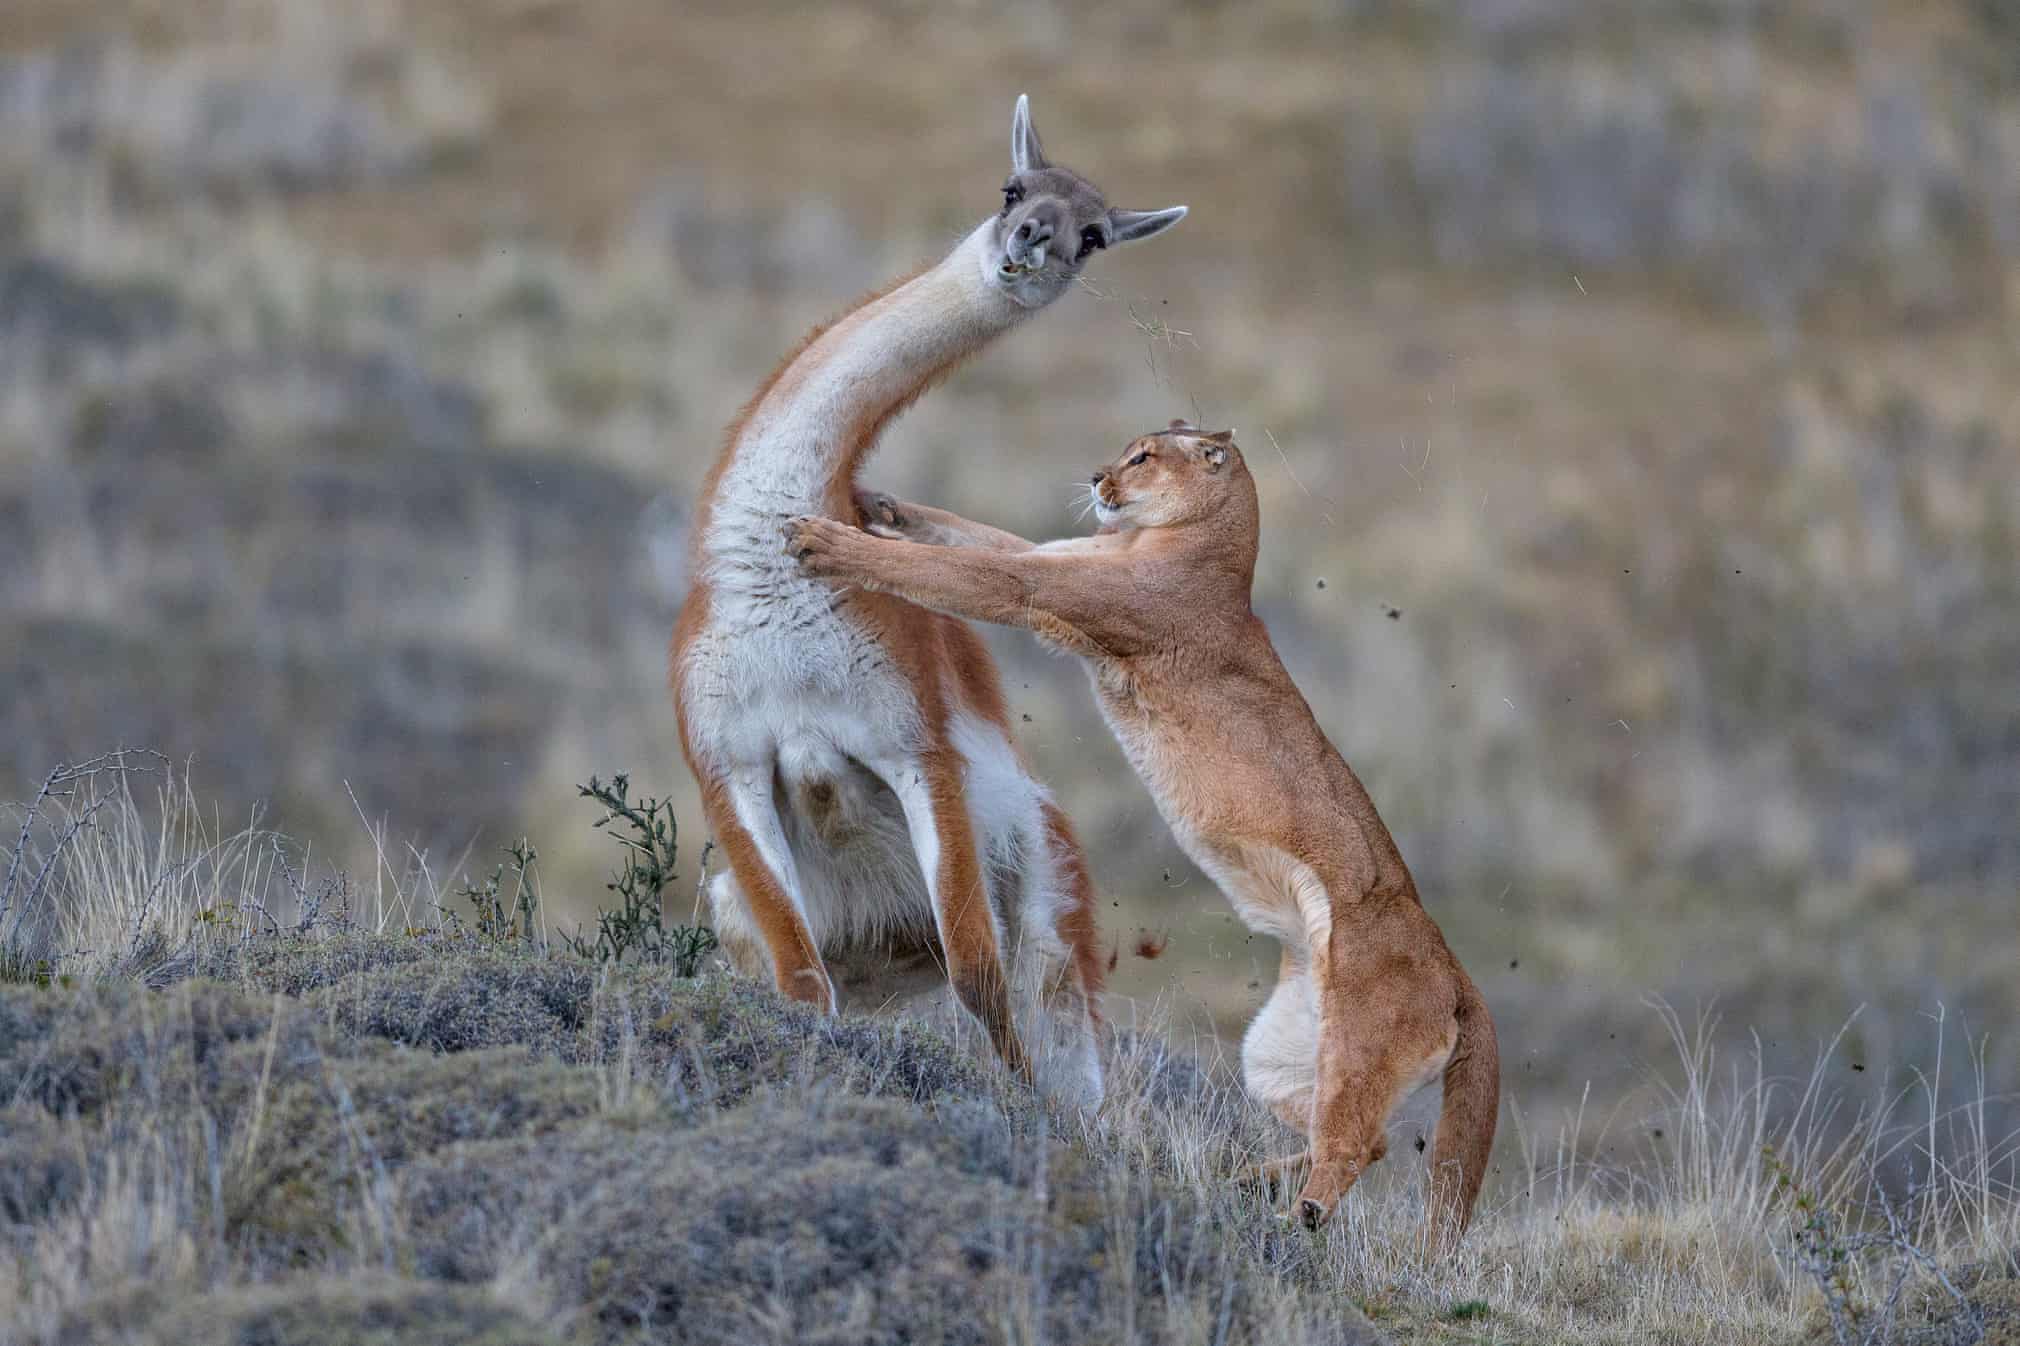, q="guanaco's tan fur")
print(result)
[790,425,1499,1247]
